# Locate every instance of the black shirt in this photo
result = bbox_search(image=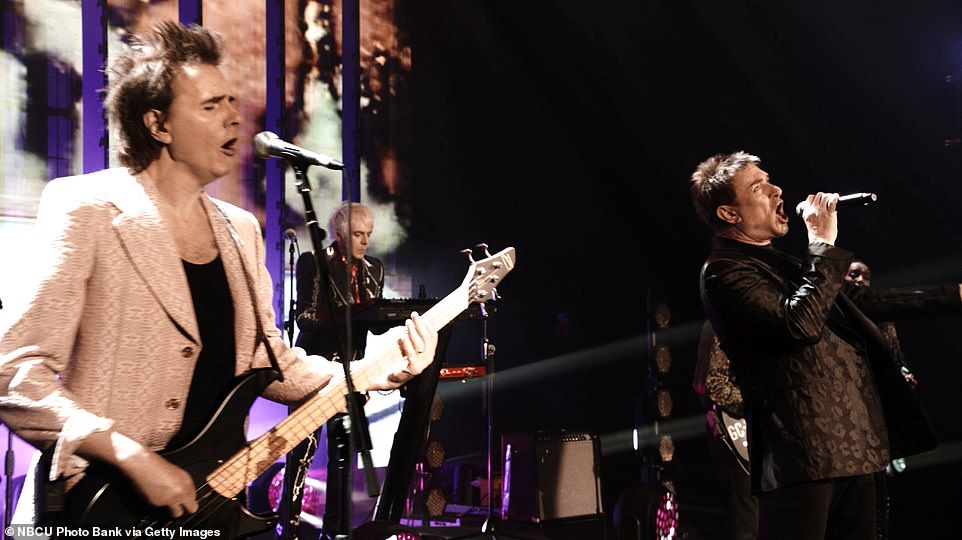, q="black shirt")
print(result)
[167,256,236,449]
